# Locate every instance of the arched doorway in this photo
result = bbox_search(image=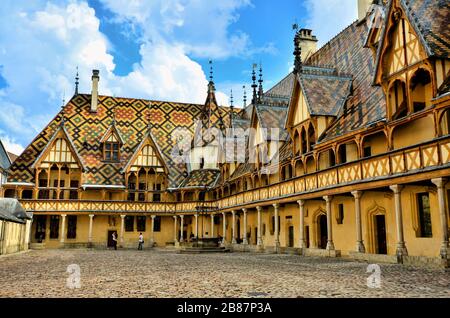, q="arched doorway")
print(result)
[374,215,387,255]
[318,214,327,249]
